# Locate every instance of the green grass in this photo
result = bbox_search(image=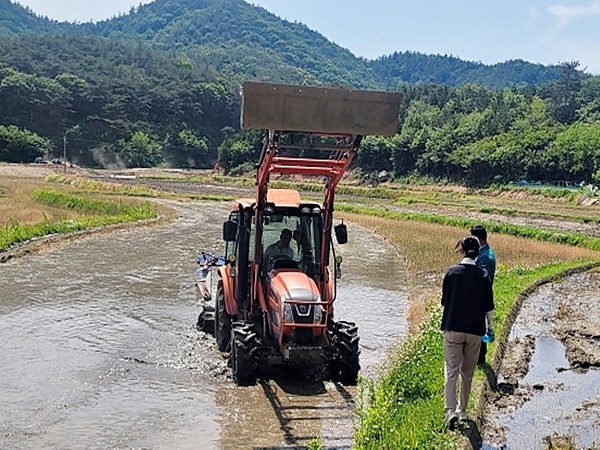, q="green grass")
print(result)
[0,189,157,251]
[354,259,599,450]
[336,204,600,251]
[46,174,162,197]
